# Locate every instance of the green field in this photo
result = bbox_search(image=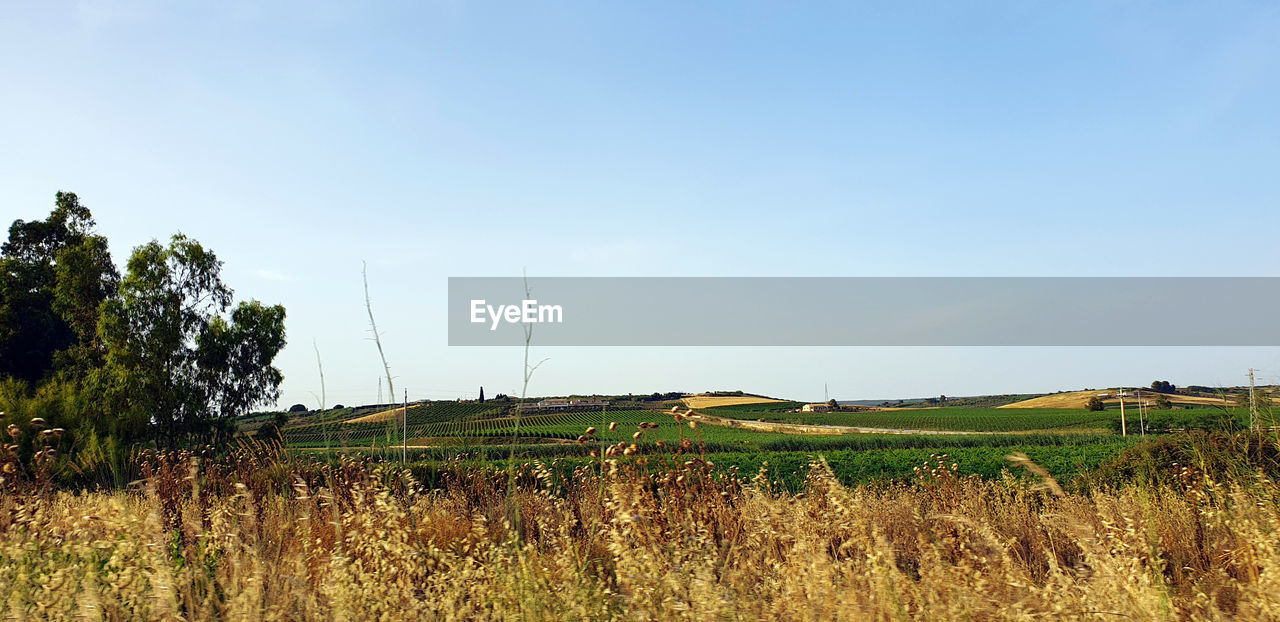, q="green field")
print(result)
[284,408,813,448]
[703,404,1232,432]
[532,440,1137,489]
[264,399,1244,486]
